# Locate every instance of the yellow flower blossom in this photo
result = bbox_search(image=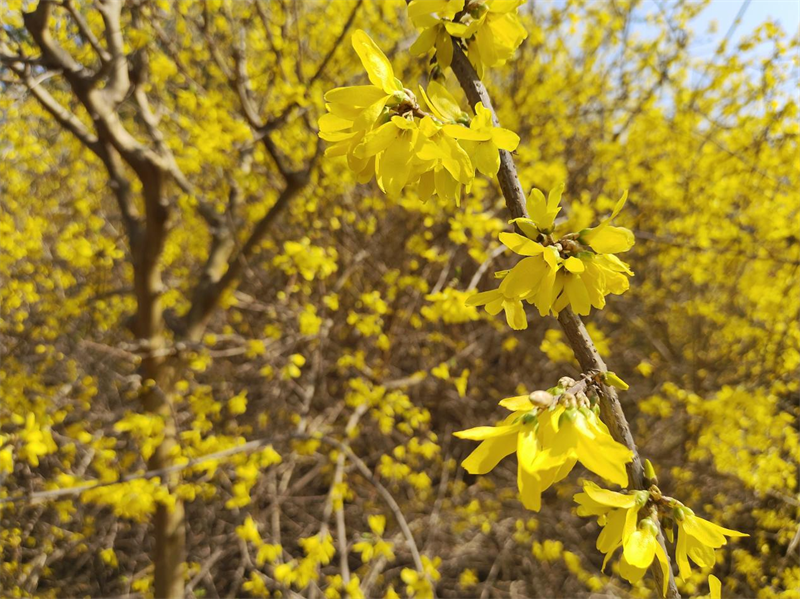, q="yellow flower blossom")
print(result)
[319,30,405,180]
[573,482,668,594]
[579,191,635,254]
[468,187,635,327]
[408,0,465,67]
[674,506,748,580]
[454,388,632,510]
[443,102,520,176]
[446,0,528,76]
